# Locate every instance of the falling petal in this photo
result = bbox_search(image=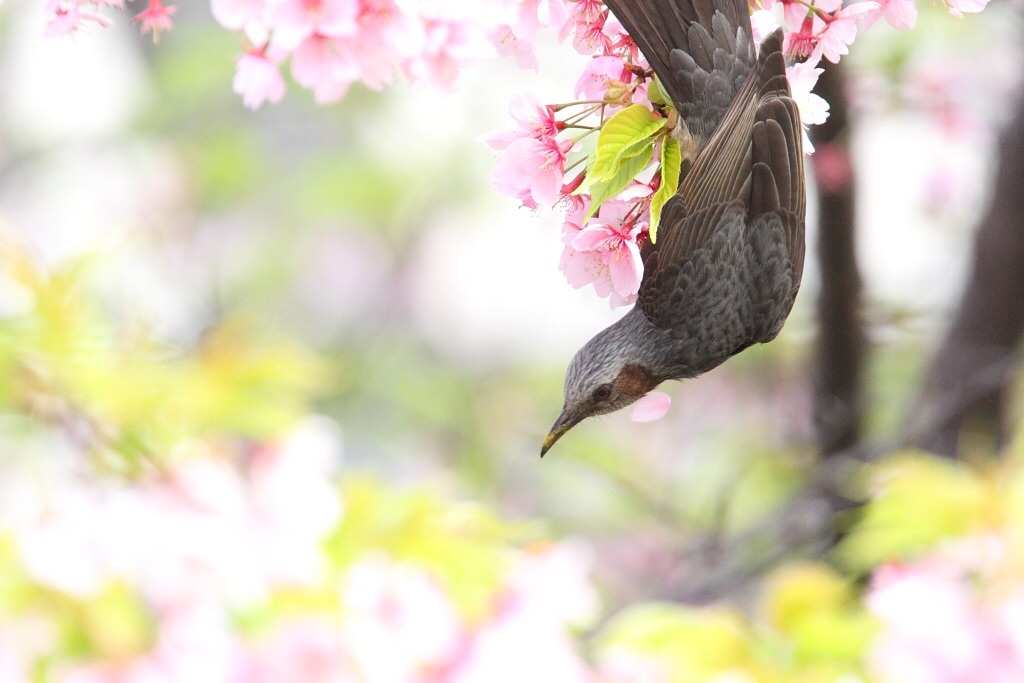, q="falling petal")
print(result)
[630,391,671,422]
